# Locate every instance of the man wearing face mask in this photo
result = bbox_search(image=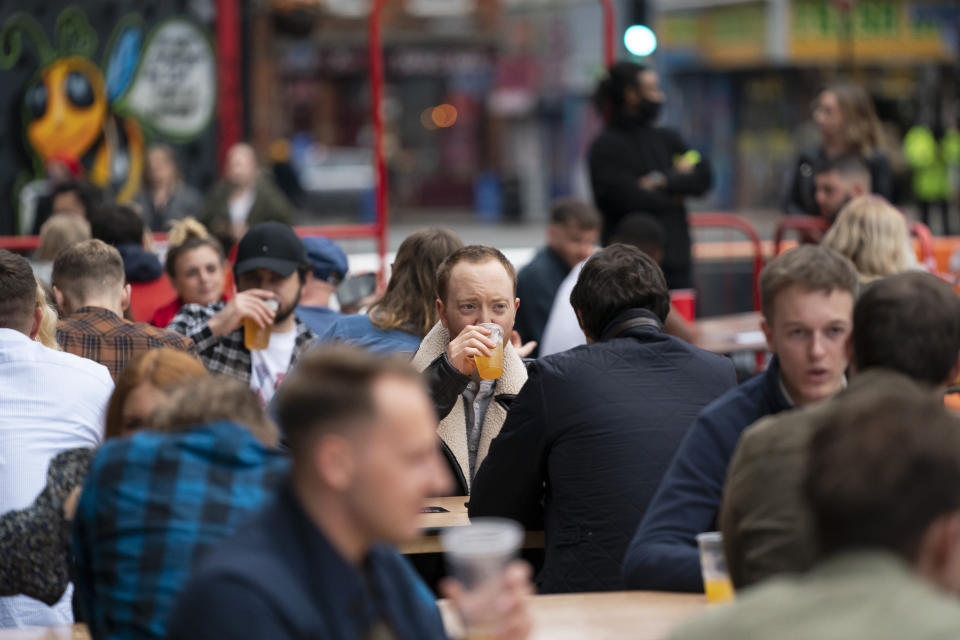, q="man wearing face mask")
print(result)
[588,62,712,290]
